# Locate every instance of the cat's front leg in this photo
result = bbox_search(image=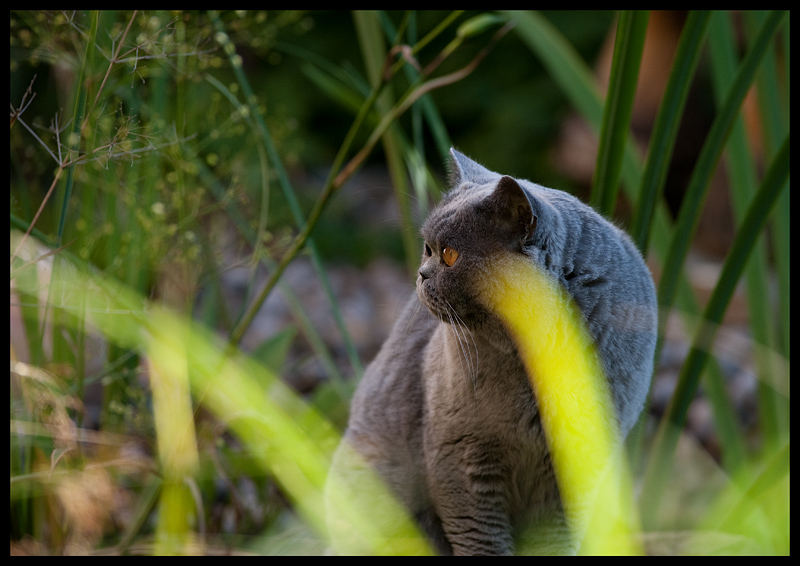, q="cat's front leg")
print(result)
[429,443,515,555]
[441,511,515,556]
